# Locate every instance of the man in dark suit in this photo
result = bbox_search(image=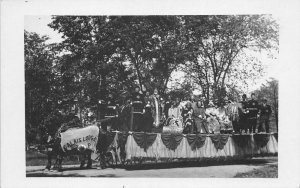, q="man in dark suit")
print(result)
[164,95,172,118]
[132,86,144,131]
[239,94,249,133]
[258,98,272,133]
[247,93,259,133]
